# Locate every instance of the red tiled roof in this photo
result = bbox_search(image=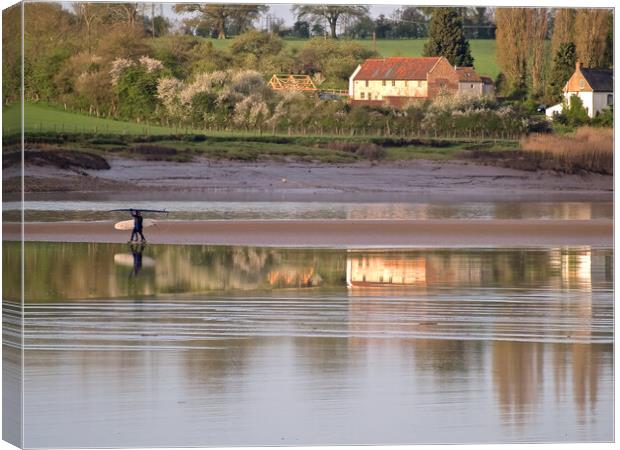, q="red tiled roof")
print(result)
[353,57,442,81]
[455,67,482,82]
